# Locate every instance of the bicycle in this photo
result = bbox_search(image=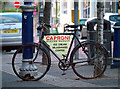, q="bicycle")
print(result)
[12,23,109,81]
